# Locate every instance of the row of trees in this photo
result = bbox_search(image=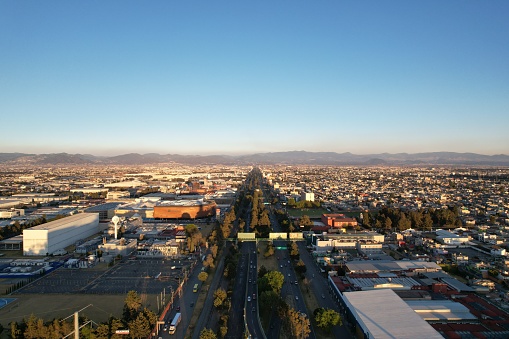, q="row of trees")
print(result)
[0,215,51,241]
[8,291,157,339]
[363,206,462,232]
[287,198,321,209]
